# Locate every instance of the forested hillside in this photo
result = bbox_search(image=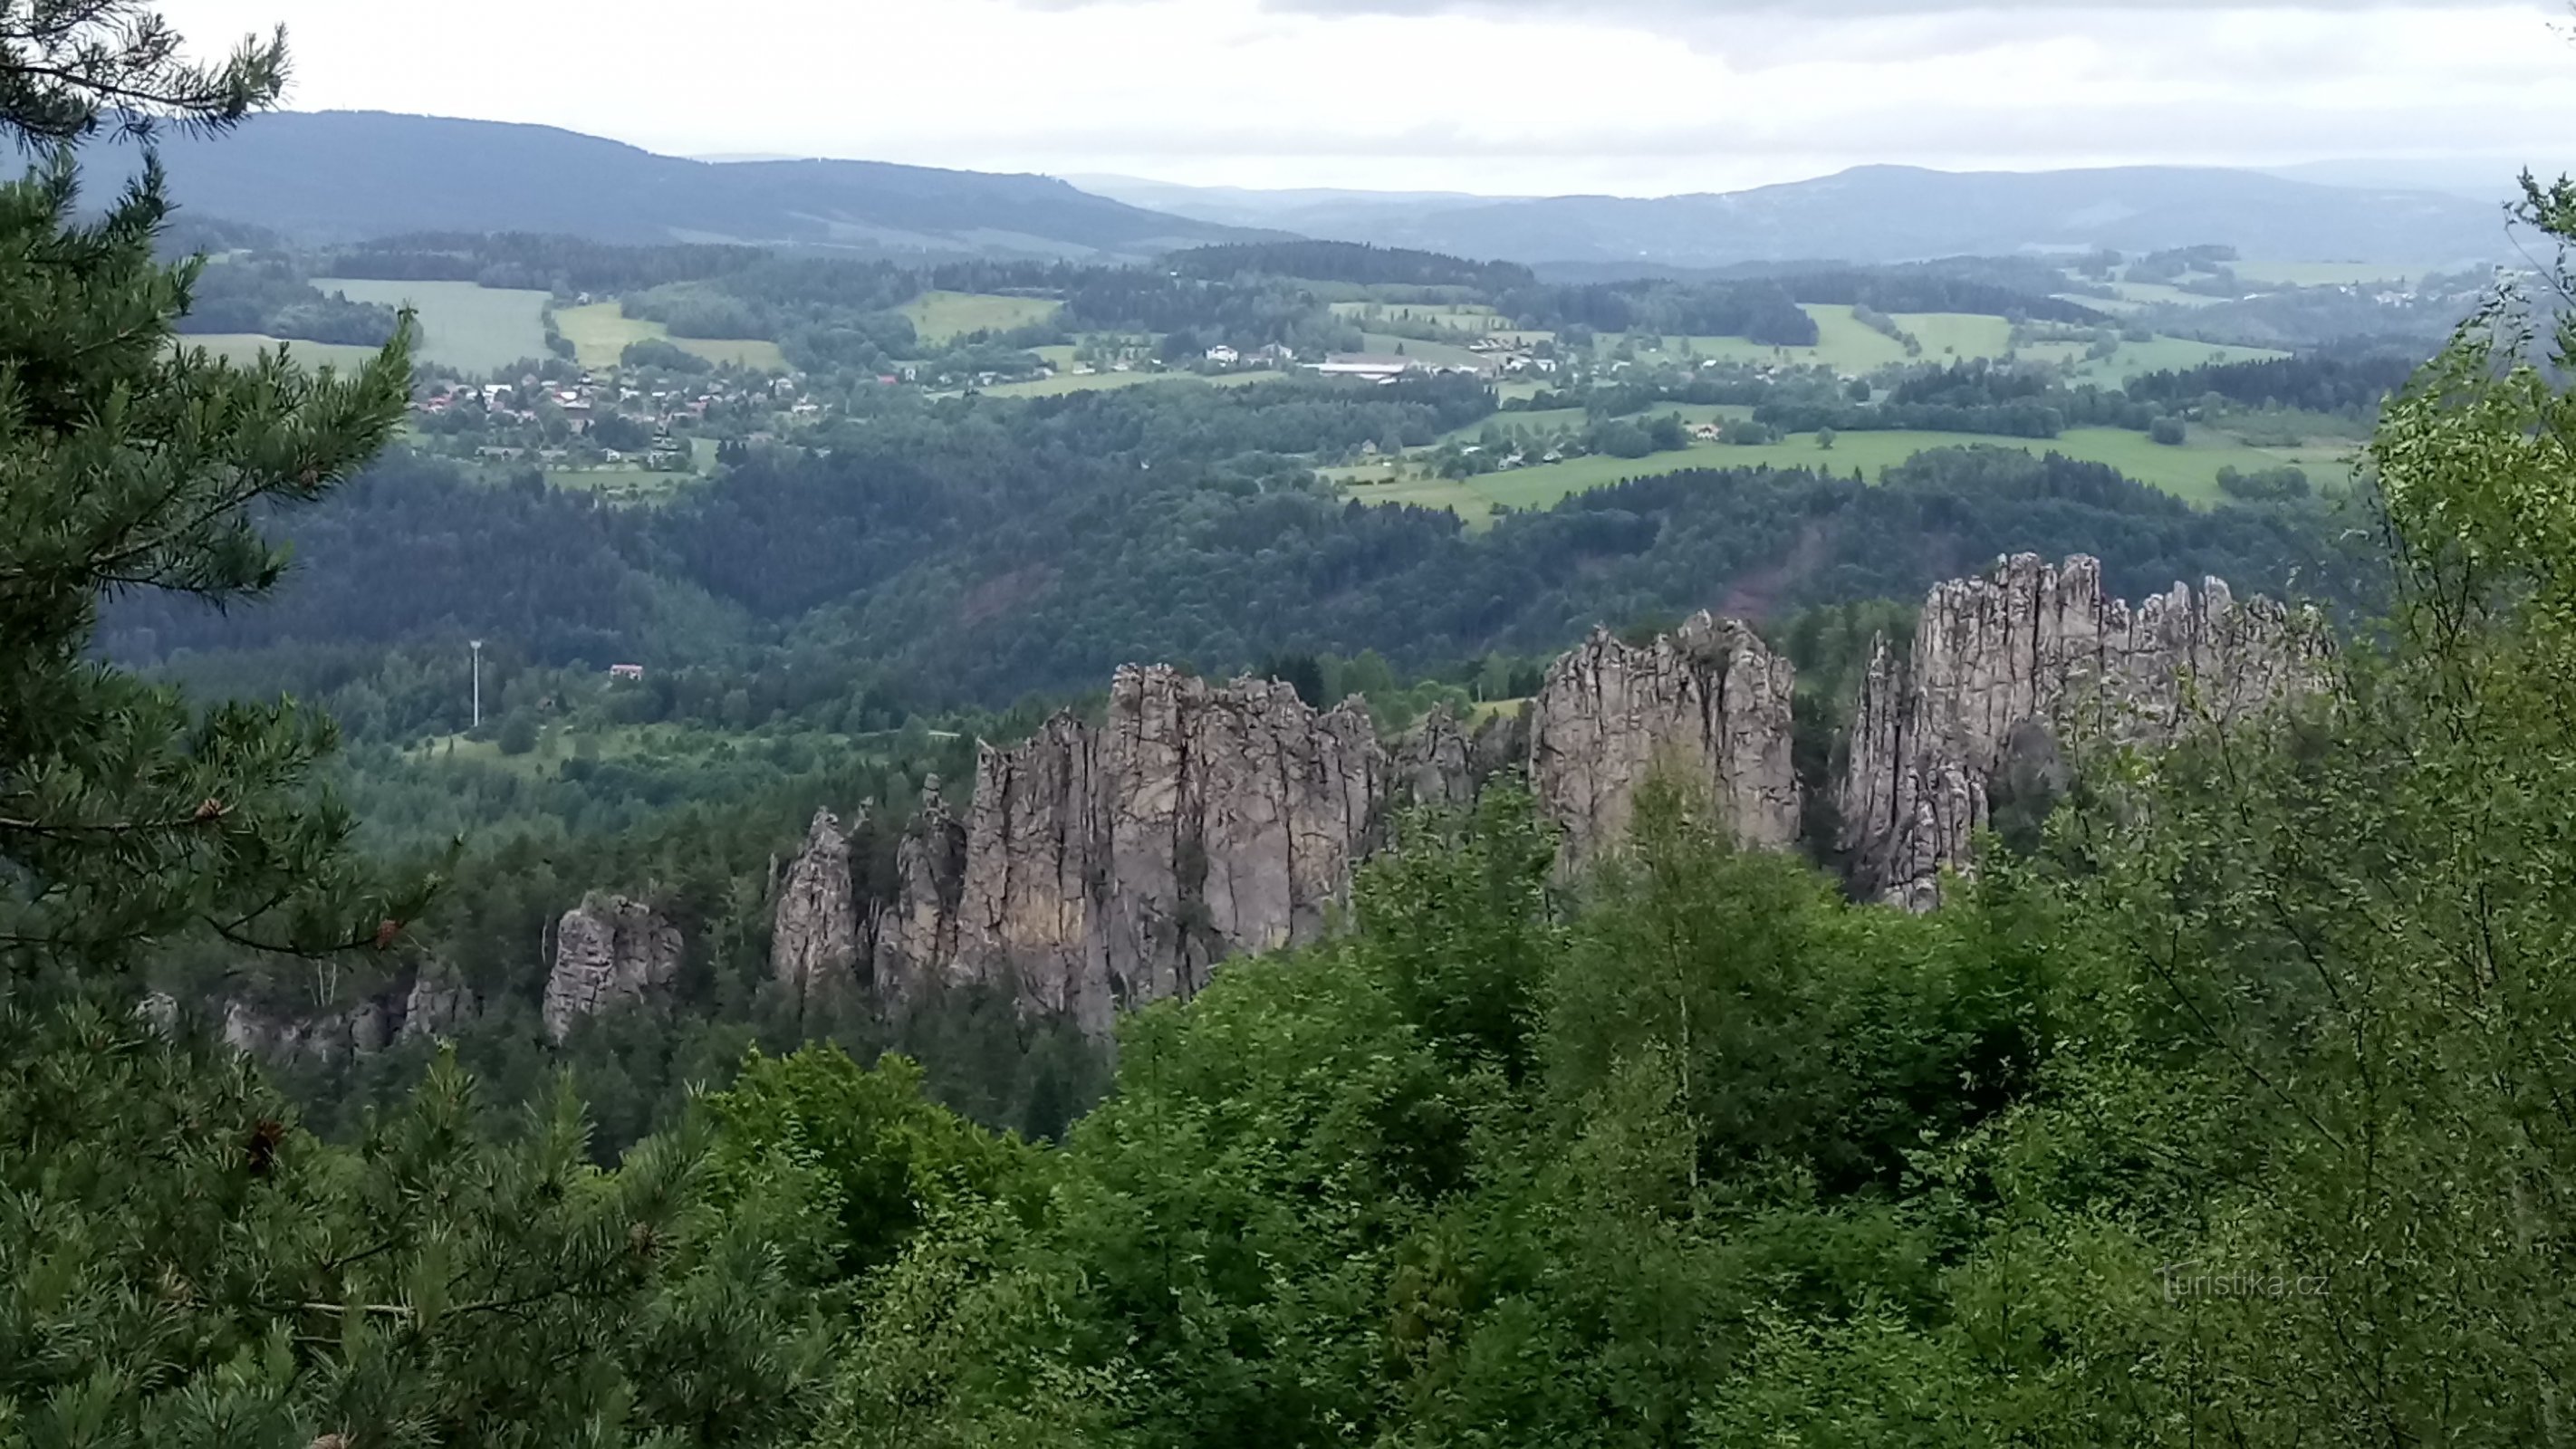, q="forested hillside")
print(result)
[108,110,1268,259]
